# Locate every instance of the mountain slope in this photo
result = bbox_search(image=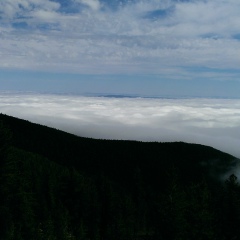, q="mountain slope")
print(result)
[0,113,239,240]
[0,113,235,182]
